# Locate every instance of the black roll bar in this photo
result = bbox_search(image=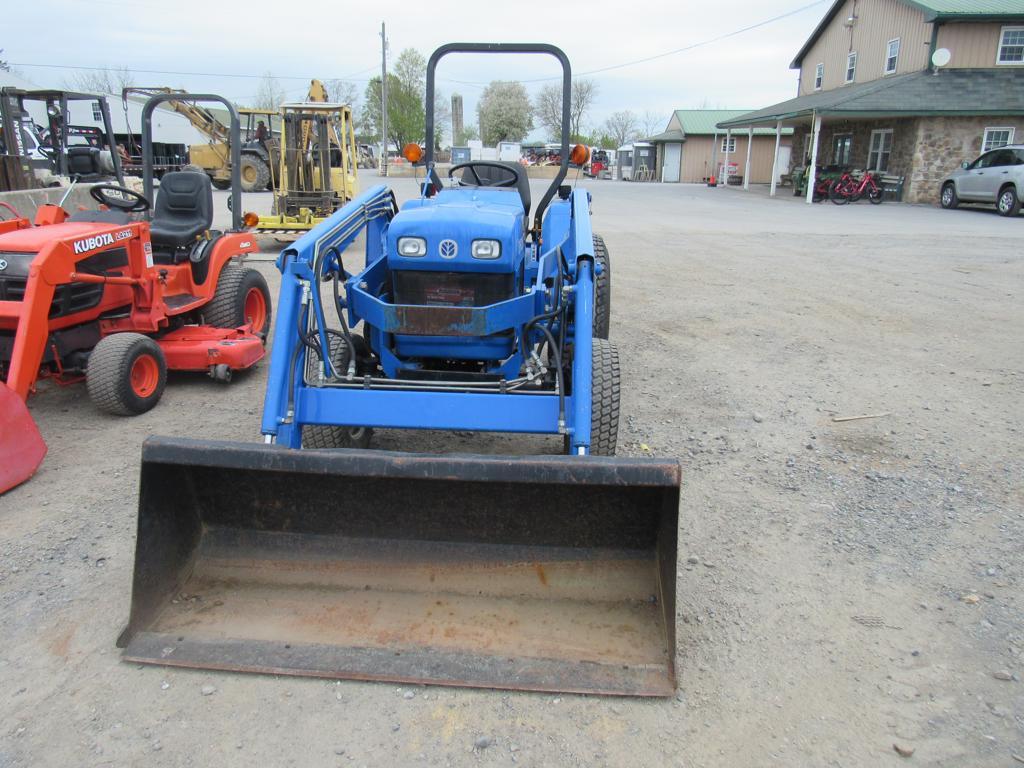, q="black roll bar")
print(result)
[424,43,572,234]
[141,93,241,231]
